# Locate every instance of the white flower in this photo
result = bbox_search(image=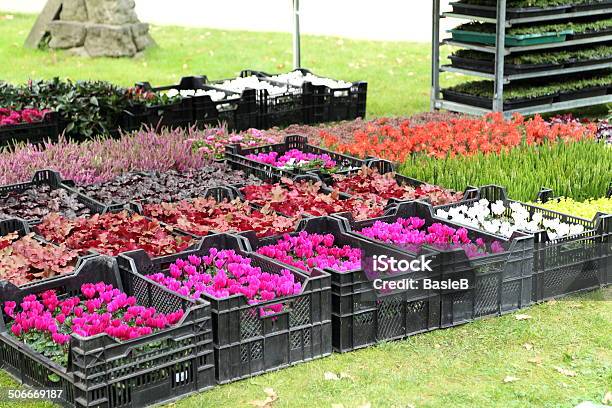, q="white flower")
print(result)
[436,209,449,219]
[542,217,560,230]
[167,89,180,98]
[491,200,506,216]
[547,231,558,240]
[569,224,585,236]
[531,212,543,226]
[556,222,570,238]
[478,198,490,207]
